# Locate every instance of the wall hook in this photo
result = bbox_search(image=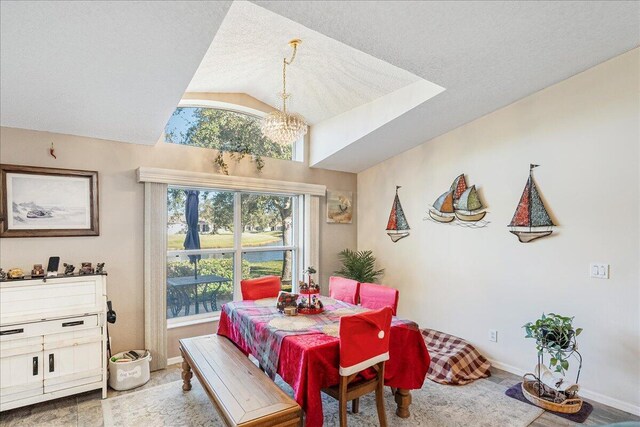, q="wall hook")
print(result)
[50,142,57,159]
